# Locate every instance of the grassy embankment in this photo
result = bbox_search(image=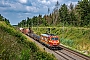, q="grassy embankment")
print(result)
[0,21,56,60]
[32,27,90,56]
